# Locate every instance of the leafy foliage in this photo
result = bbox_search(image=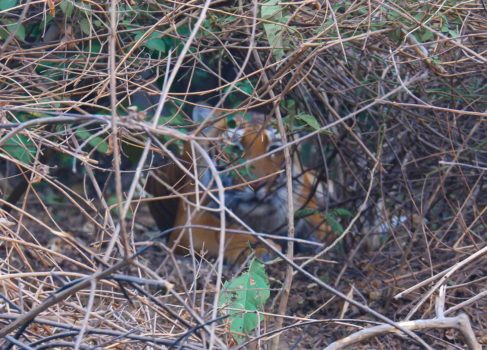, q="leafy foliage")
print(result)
[295,207,352,235]
[0,20,25,41]
[75,128,110,155]
[295,112,321,131]
[133,30,167,54]
[260,0,289,60]
[1,134,36,165]
[0,0,17,11]
[0,0,485,348]
[325,208,353,235]
[219,259,270,344]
